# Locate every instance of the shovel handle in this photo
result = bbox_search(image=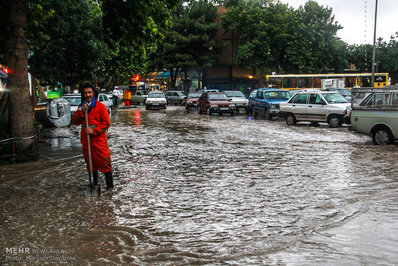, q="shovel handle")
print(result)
[84,108,93,179]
